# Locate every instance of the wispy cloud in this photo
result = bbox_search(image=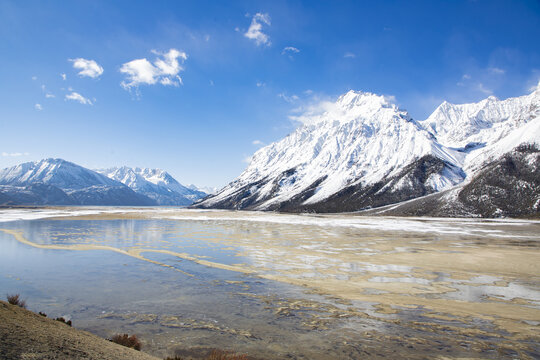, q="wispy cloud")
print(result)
[476,83,493,95]
[242,155,253,164]
[61,73,66,80]
[2,152,29,157]
[278,93,299,103]
[31,76,37,81]
[34,103,42,111]
[65,92,93,105]
[252,140,264,145]
[282,46,300,55]
[489,67,505,74]
[120,48,187,90]
[256,82,265,87]
[244,13,271,46]
[288,99,336,125]
[41,84,55,98]
[70,58,104,78]
[344,52,356,58]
